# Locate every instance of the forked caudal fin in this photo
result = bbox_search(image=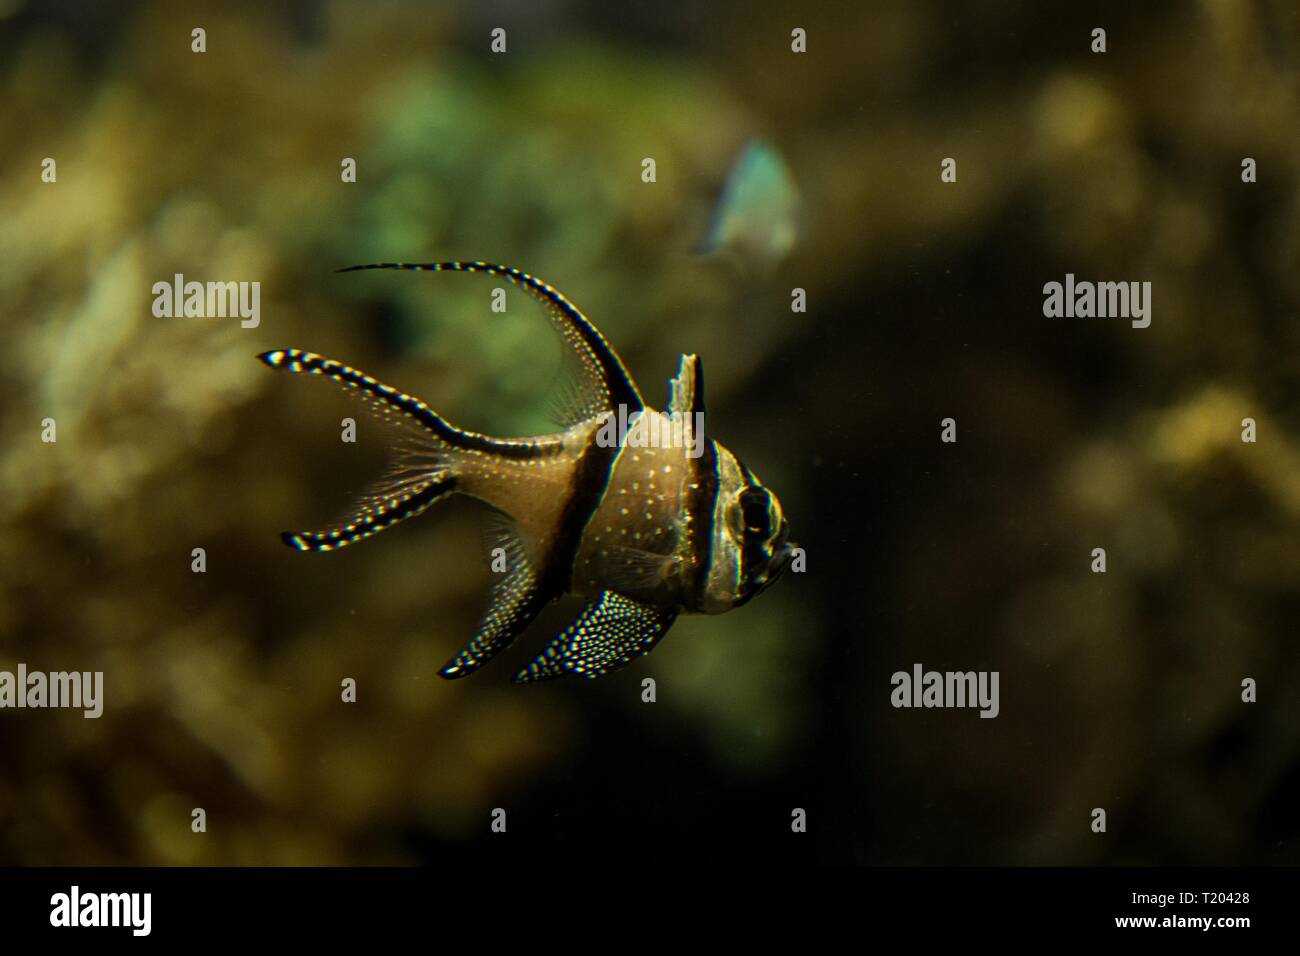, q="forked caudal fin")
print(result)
[280,473,457,552]
[259,346,567,673]
[257,348,558,552]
